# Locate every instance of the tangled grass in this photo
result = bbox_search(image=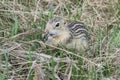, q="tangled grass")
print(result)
[0,0,120,80]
